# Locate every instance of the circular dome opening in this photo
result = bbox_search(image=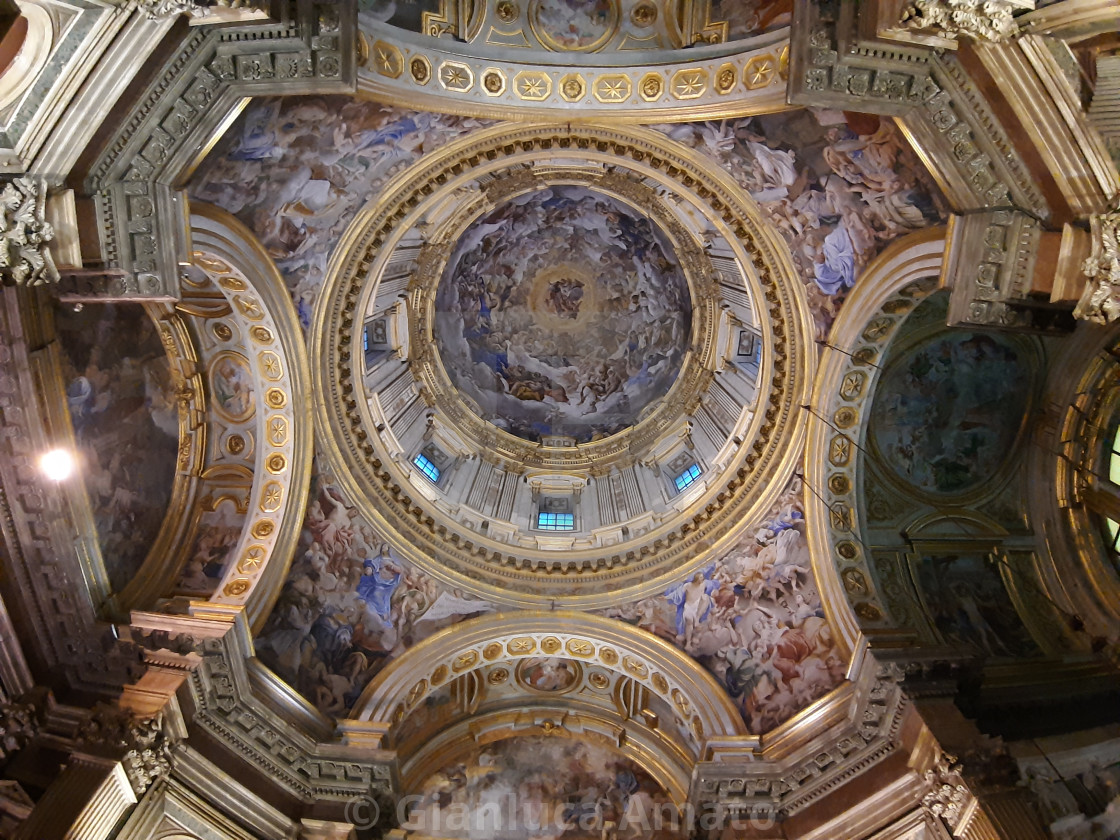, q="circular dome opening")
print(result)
[433,185,692,444]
